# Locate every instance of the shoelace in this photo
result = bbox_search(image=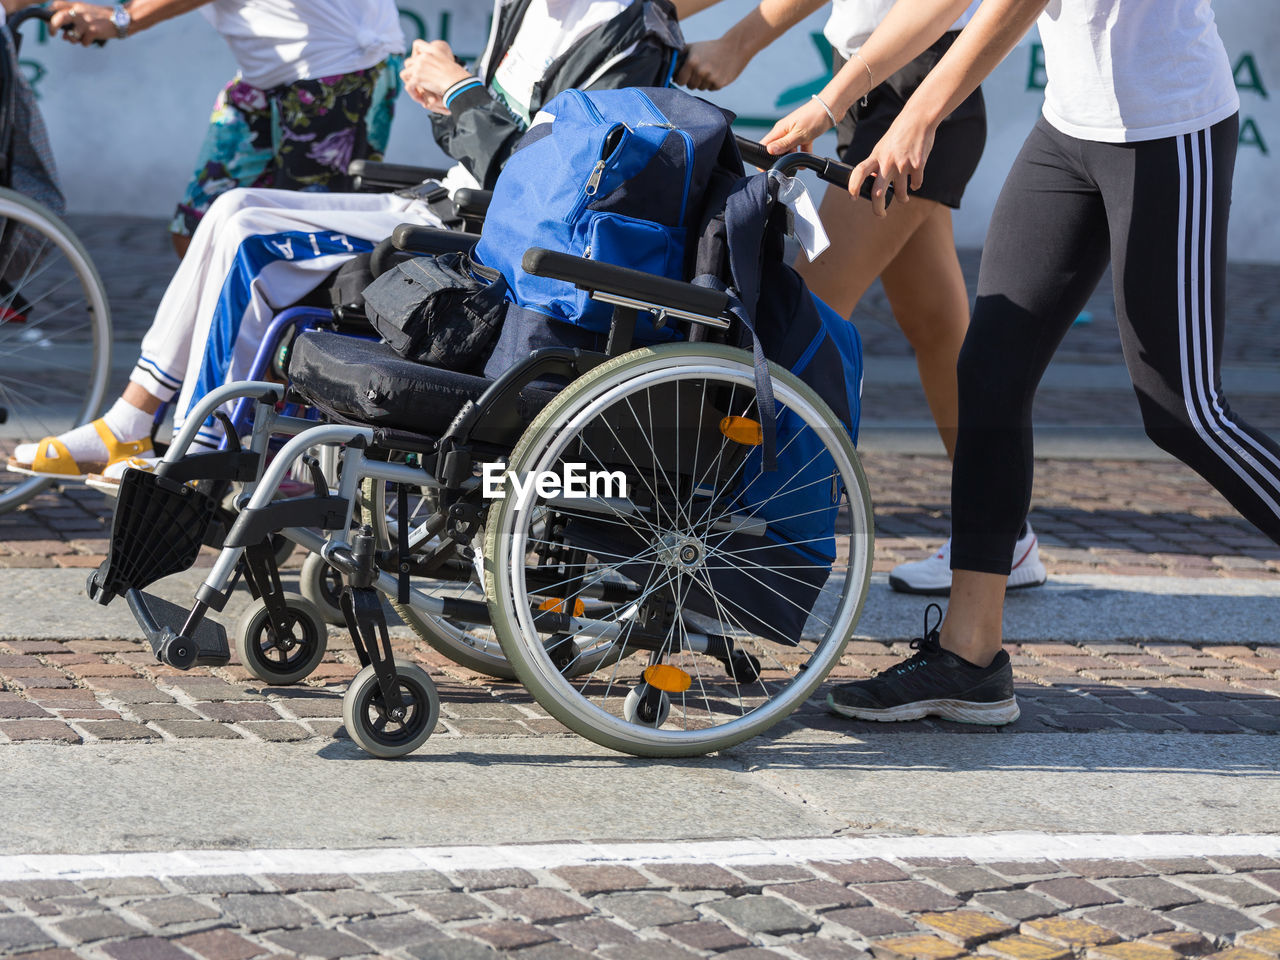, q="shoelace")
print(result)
[880,603,945,677]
